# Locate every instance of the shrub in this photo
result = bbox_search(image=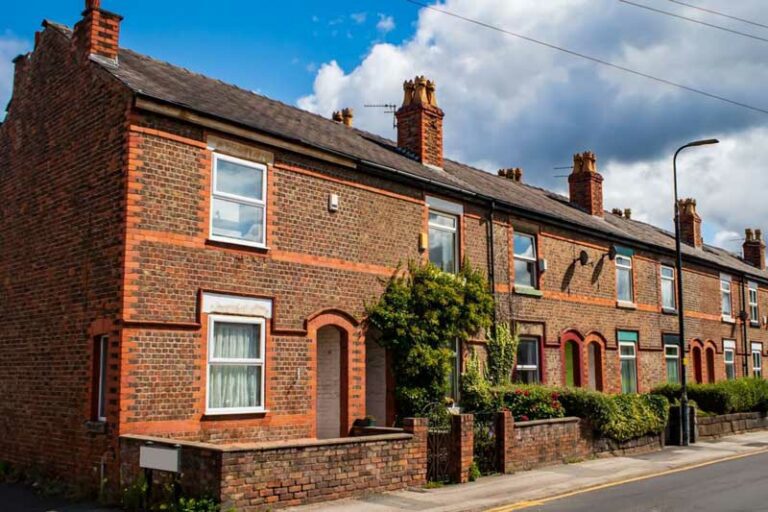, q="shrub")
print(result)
[650,378,768,415]
[486,324,518,386]
[460,352,495,413]
[499,386,565,421]
[366,260,494,417]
